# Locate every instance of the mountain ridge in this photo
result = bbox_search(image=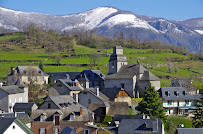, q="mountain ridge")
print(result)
[0,6,202,52]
